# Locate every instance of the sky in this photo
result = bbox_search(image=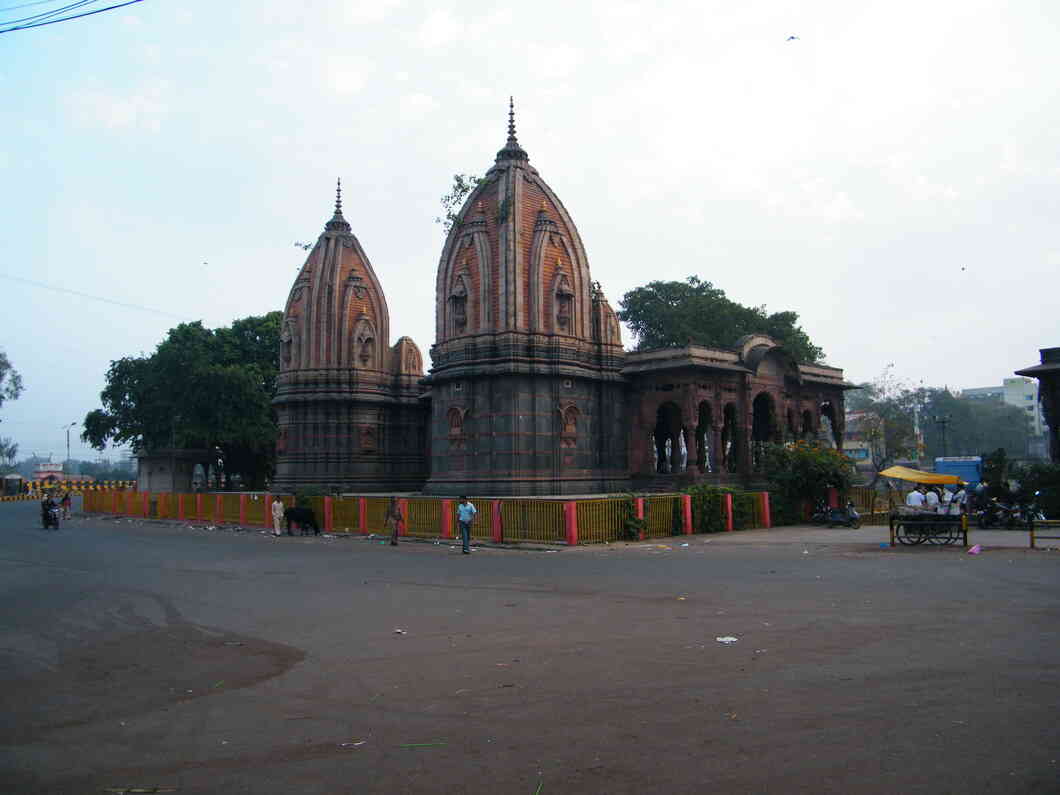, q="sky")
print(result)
[2,0,1058,462]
